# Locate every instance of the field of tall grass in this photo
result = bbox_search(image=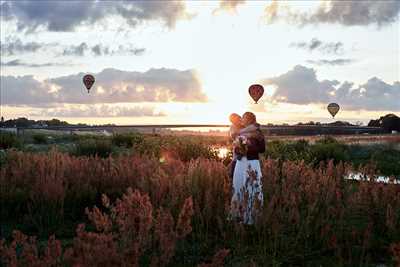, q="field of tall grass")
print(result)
[1,132,400,266]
